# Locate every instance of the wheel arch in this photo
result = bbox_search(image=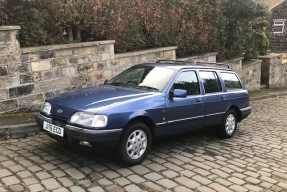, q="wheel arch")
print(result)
[228,105,242,122]
[125,116,156,138]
